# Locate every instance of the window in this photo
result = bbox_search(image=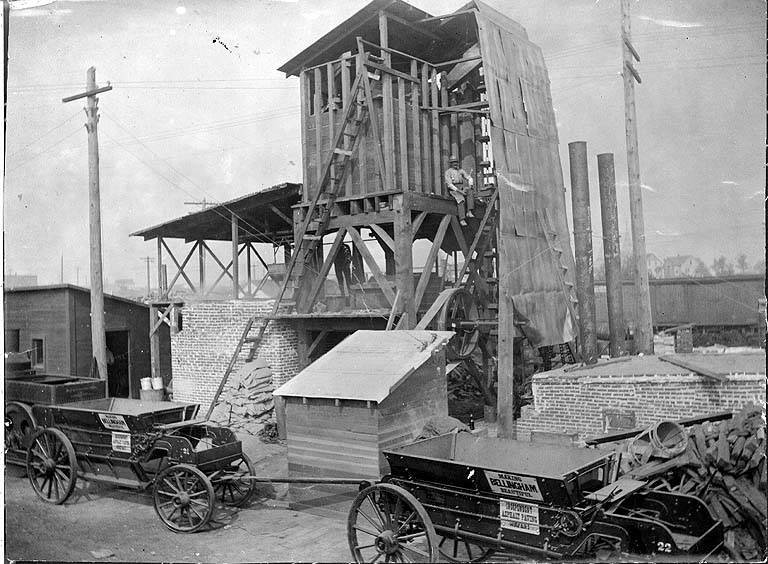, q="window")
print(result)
[32,338,45,369]
[4,329,20,353]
